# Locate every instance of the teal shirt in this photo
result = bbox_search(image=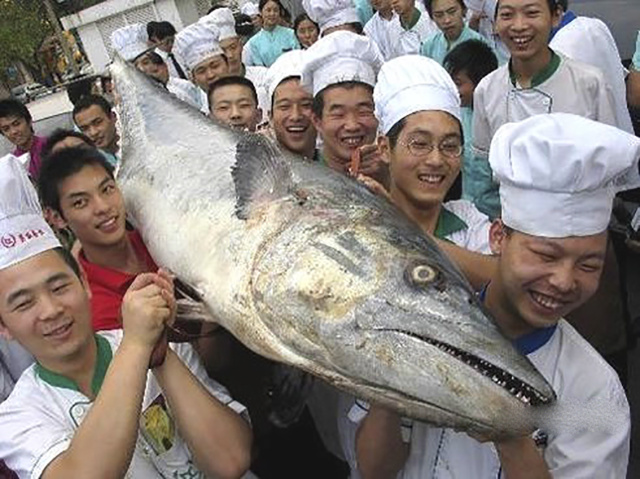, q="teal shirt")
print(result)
[247,26,300,67]
[633,30,640,70]
[421,26,488,65]
[354,0,374,26]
